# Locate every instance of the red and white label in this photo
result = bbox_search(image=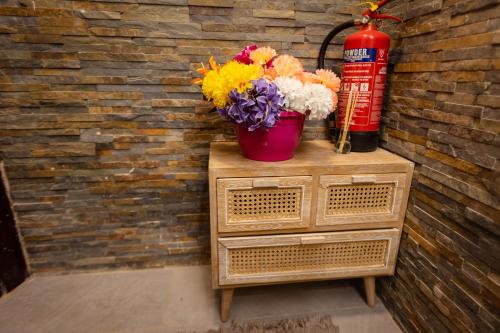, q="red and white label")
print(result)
[337,47,388,132]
